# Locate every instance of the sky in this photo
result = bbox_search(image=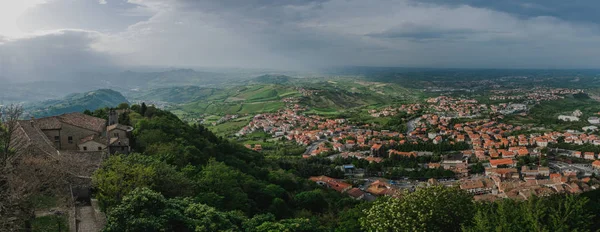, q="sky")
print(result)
[1,0,600,81]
